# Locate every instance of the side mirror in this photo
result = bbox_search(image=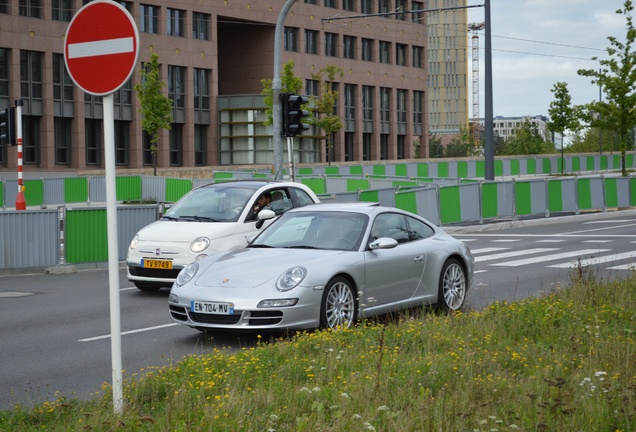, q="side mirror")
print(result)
[369,237,398,250]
